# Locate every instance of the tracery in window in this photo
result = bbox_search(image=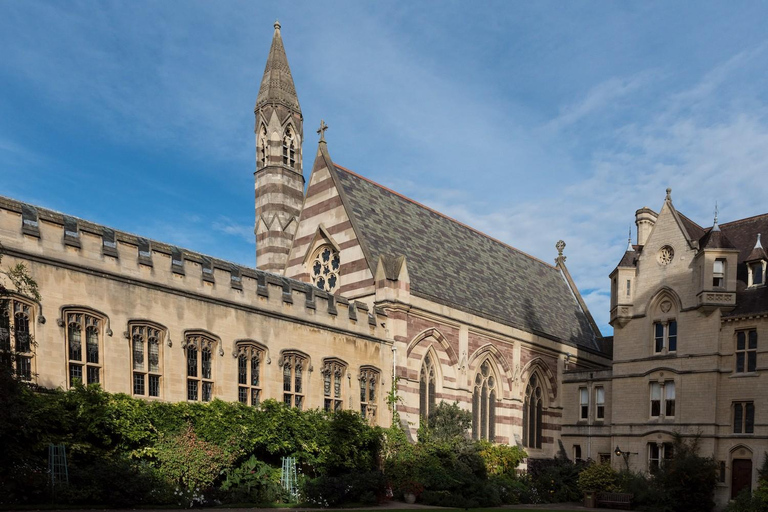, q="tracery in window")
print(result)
[184,332,216,402]
[472,360,497,441]
[281,351,306,410]
[657,246,674,265]
[522,373,543,449]
[322,358,346,412]
[236,342,264,406]
[282,126,296,168]
[359,366,380,423]
[310,245,340,292]
[736,330,758,373]
[65,311,103,386]
[419,354,437,421]
[130,323,163,397]
[0,299,34,381]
